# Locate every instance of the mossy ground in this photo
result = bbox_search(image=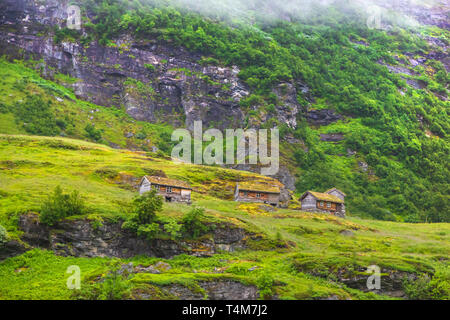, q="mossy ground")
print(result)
[0,135,448,300]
